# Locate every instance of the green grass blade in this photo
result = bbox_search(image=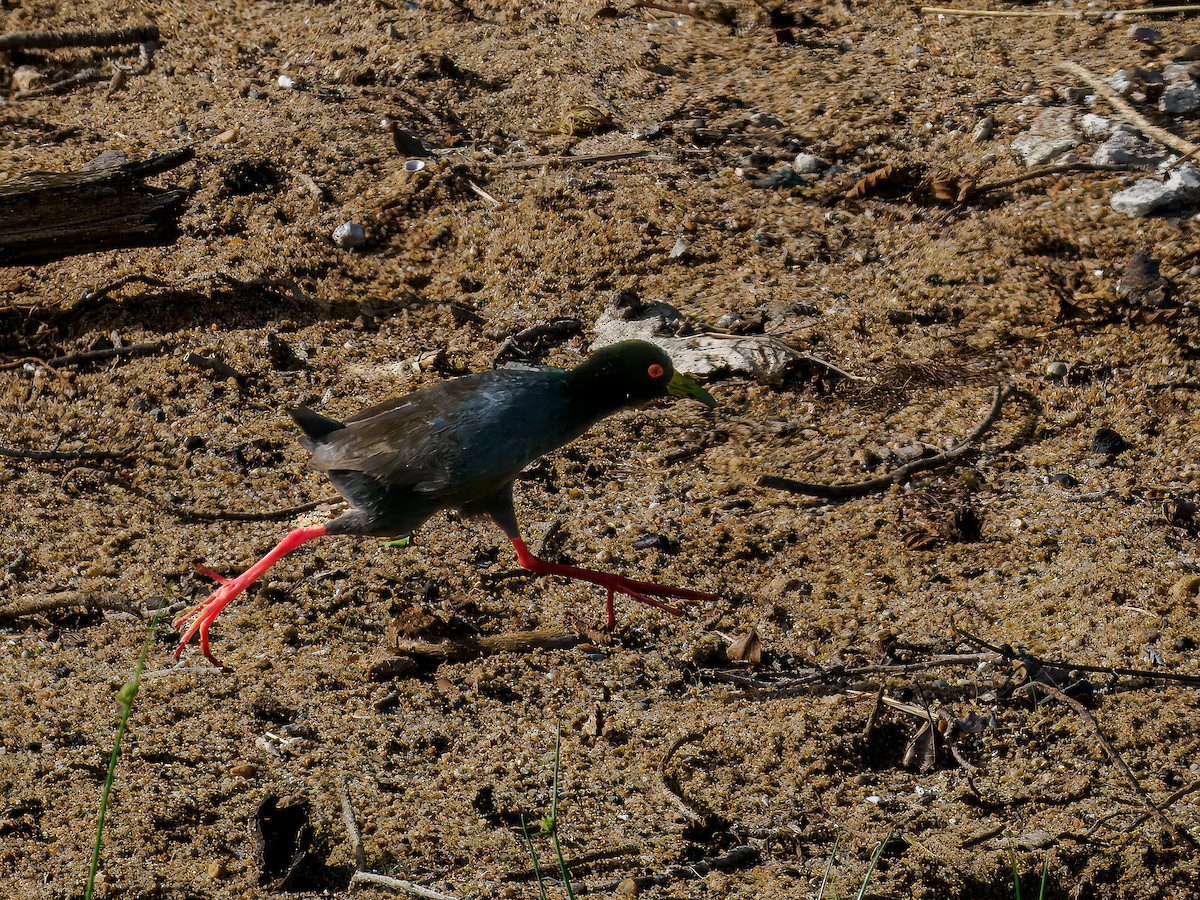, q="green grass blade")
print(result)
[1009,845,1022,900]
[521,815,549,900]
[84,605,166,900]
[550,724,576,900]
[817,833,841,900]
[856,830,893,900]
